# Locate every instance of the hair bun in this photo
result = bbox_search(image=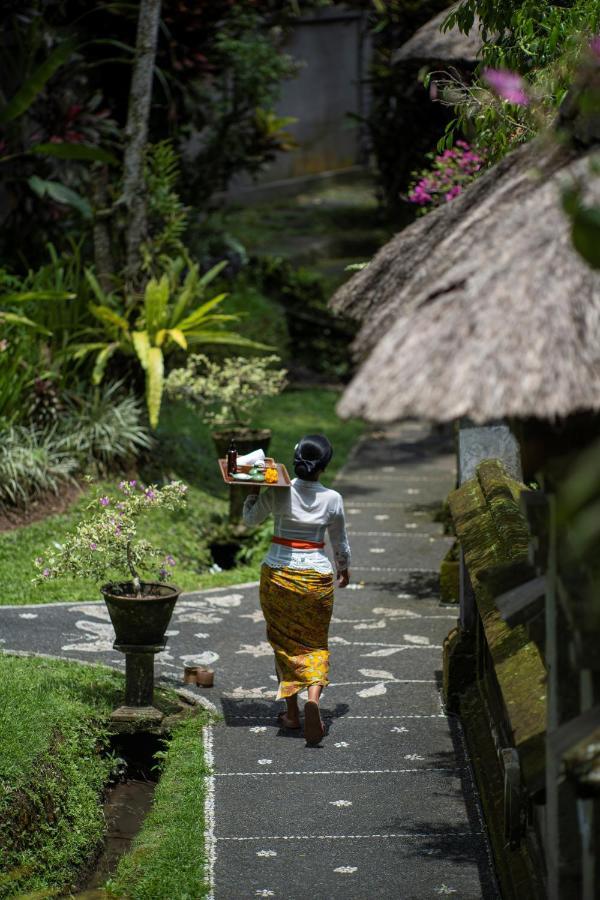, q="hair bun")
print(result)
[294,456,319,477]
[293,434,333,479]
